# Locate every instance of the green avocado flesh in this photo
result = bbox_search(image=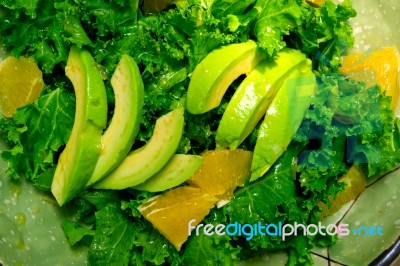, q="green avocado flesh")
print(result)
[95,107,185,189]
[87,55,144,186]
[133,154,203,192]
[186,40,264,114]
[51,47,108,206]
[250,60,316,181]
[216,48,308,150]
